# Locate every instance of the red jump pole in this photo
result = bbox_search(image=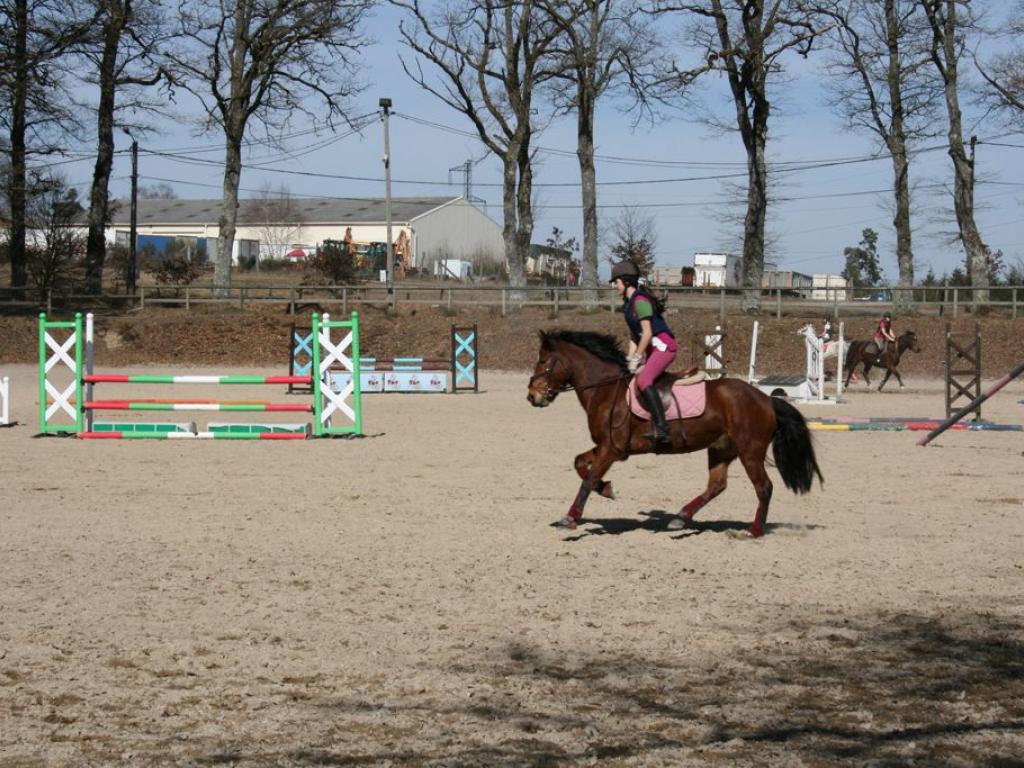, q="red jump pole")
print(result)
[918,360,1024,446]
